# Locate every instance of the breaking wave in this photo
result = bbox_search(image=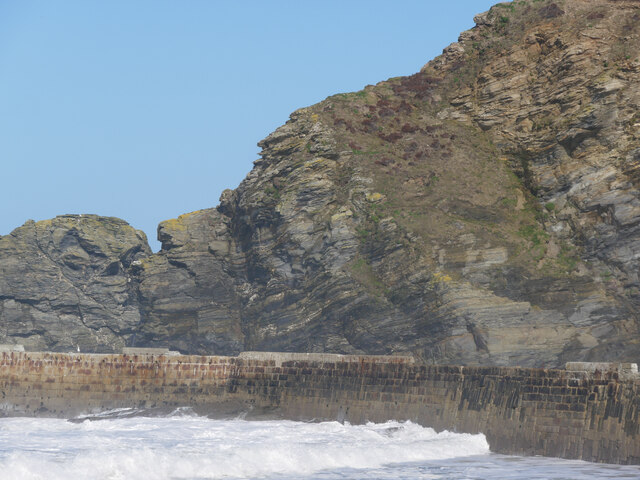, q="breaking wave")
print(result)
[0,413,488,479]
